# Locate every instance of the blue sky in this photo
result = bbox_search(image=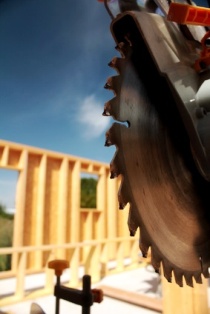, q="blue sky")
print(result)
[0,0,116,161]
[0,0,209,209]
[0,0,119,208]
